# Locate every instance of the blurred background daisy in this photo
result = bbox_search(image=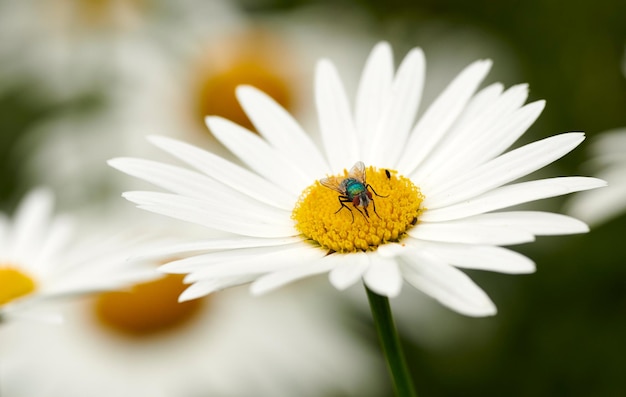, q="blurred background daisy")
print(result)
[1,280,383,397]
[1,0,626,396]
[0,188,164,323]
